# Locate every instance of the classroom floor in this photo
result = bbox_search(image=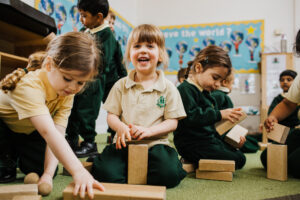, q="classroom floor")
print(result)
[2,133,300,200]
